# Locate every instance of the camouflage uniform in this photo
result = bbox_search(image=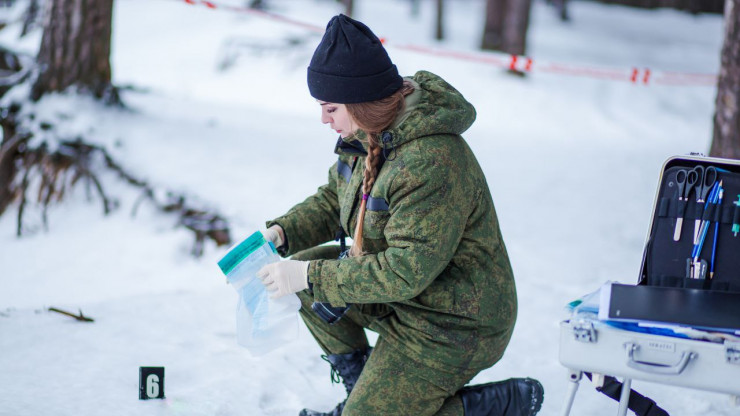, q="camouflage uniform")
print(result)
[268,71,517,415]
